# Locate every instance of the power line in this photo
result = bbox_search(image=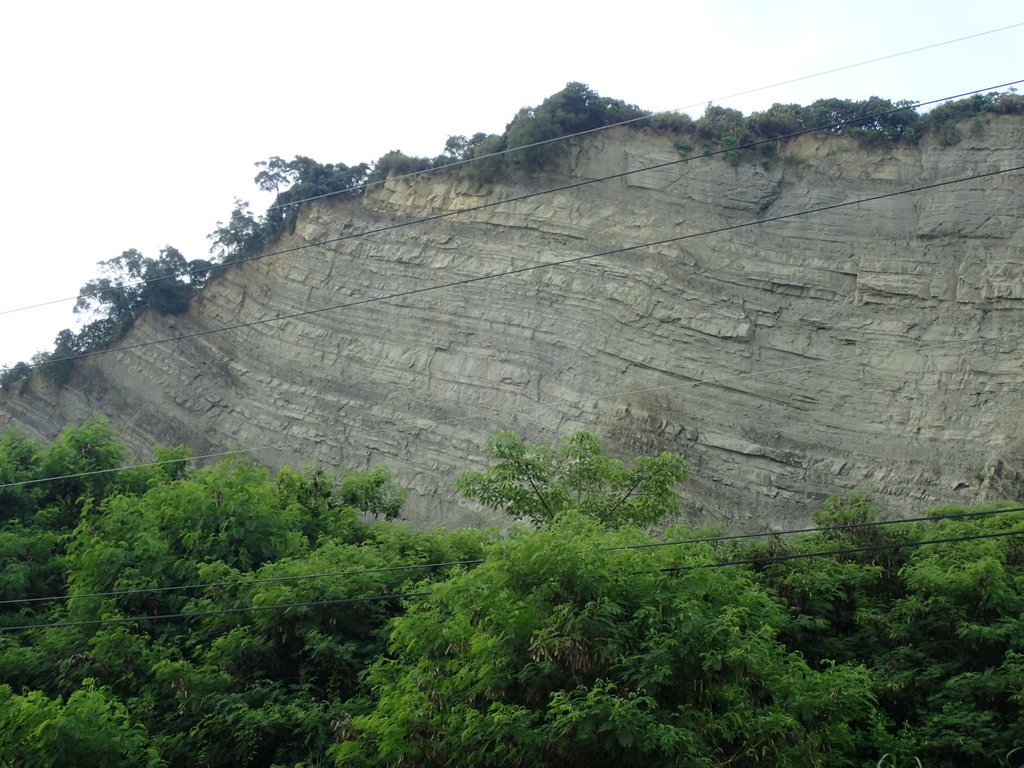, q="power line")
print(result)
[13,158,1023,379]
[2,78,1019,326]
[4,505,1021,610]
[611,505,1024,552]
[680,527,1024,573]
[5,521,1022,633]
